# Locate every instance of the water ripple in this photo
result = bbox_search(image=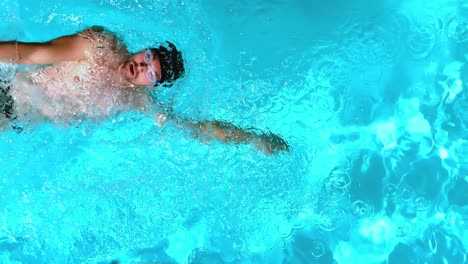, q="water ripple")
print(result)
[318,207,347,231]
[406,23,438,59]
[447,18,468,42]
